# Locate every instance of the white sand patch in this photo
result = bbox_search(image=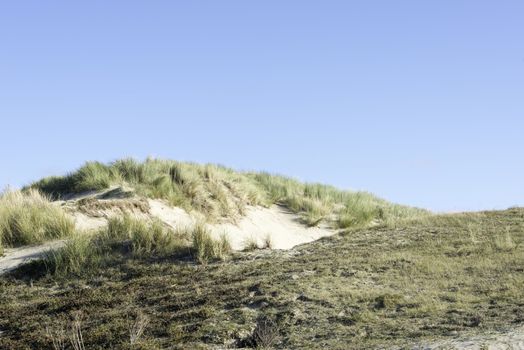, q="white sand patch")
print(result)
[57,189,337,251]
[0,241,65,275]
[73,199,336,251]
[207,205,335,250]
[411,325,524,349]
[148,199,196,230]
[147,200,336,250]
[71,212,107,232]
